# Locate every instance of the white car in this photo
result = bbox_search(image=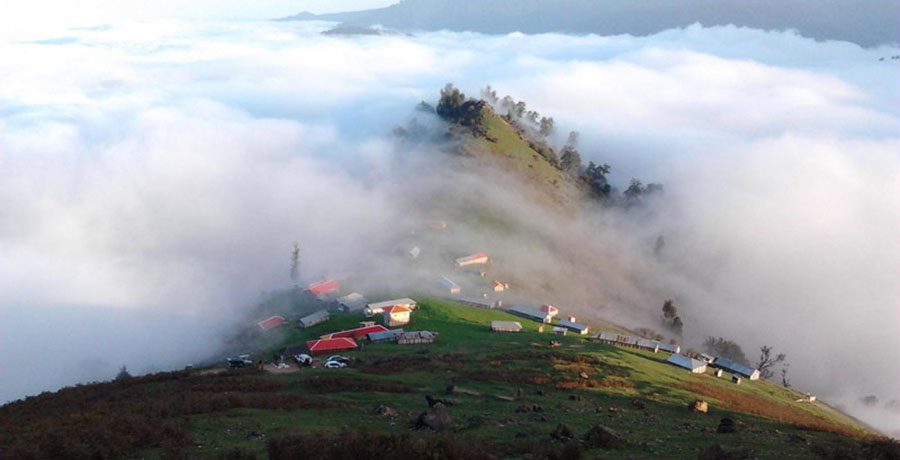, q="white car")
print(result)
[293,353,313,367]
[325,355,350,364]
[323,360,346,369]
